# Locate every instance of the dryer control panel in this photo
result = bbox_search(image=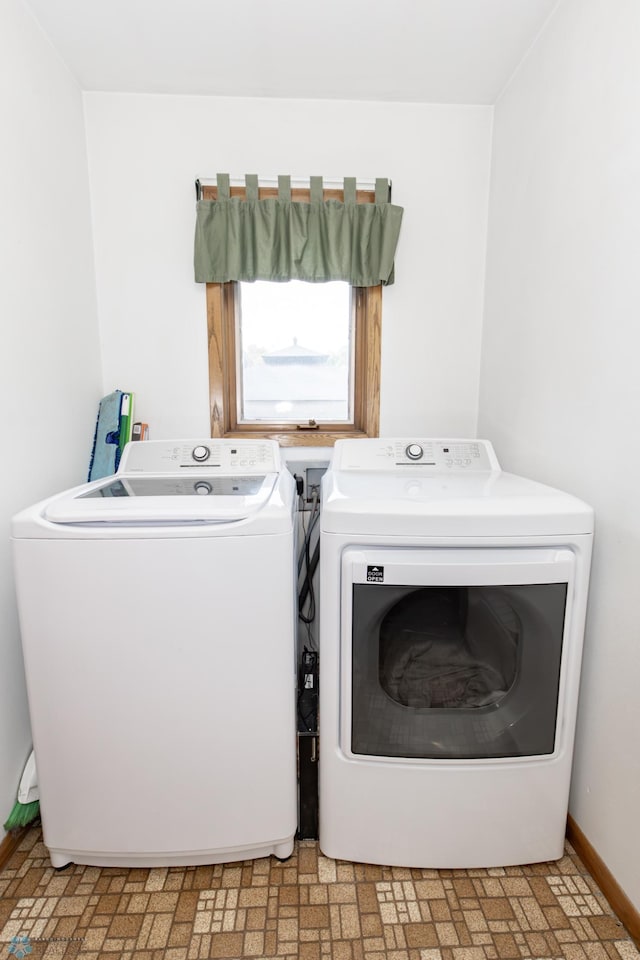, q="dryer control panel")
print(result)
[332,438,500,472]
[119,439,280,475]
